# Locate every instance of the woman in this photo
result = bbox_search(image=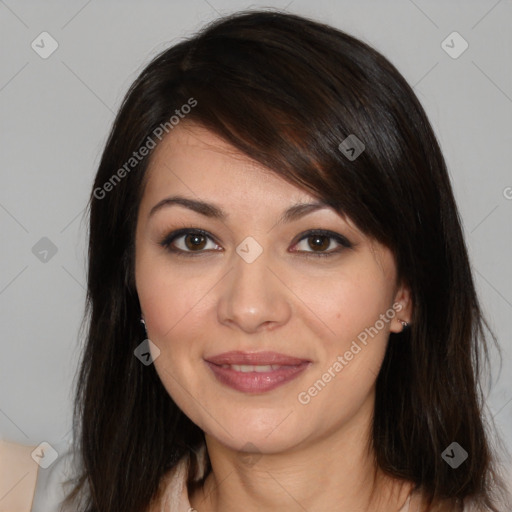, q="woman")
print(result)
[39,10,510,512]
